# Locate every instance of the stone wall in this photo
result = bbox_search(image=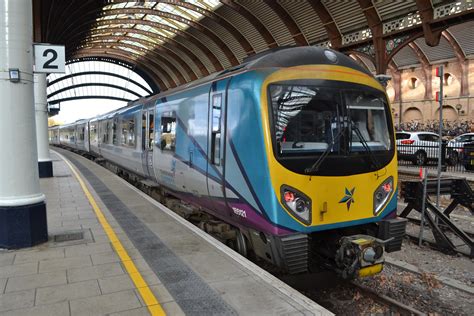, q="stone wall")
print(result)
[386,59,473,127]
